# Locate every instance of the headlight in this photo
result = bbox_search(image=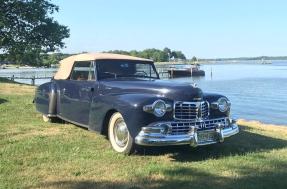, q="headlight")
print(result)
[143,100,172,117]
[218,97,230,112]
[153,100,166,117]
